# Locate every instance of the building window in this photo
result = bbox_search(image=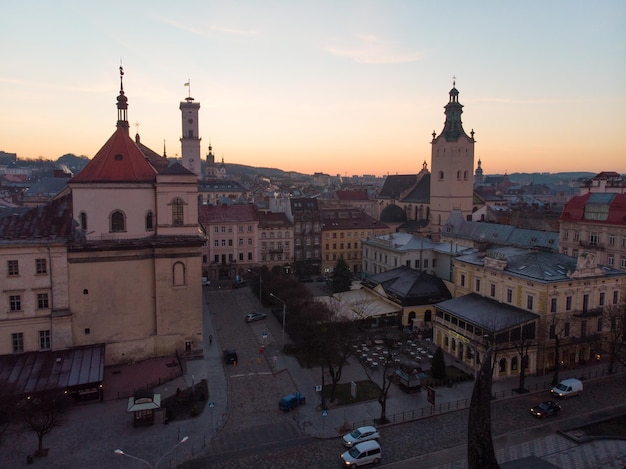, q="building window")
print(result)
[608,255,615,266]
[614,291,619,304]
[37,293,49,309]
[583,294,589,313]
[221,240,226,246]
[12,333,24,353]
[527,295,534,310]
[475,279,481,292]
[599,292,605,307]
[566,296,572,311]
[171,198,184,225]
[214,226,219,233]
[597,317,603,333]
[110,210,126,232]
[550,298,557,313]
[146,211,154,230]
[424,259,429,269]
[608,234,615,246]
[80,211,88,231]
[580,320,587,337]
[621,257,626,269]
[248,238,252,245]
[36,258,47,274]
[214,255,219,263]
[490,284,496,297]
[573,231,579,241]
[564,322,570,337]
[39,330,51,351]
[239,253,243,261]
[563,230,569,240]
[248,252,252,261]
[506,288,512,303]
[589,232,599,246]
[7,260,19,276]
[228,240,233,246]
[9,295,22,312]
[549,324,556,339]
[172,261,186,286]
[214,240,219,247]
[432,259,437,268]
